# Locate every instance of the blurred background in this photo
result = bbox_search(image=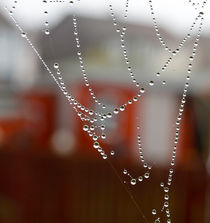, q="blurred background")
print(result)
[0,0,210,222]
